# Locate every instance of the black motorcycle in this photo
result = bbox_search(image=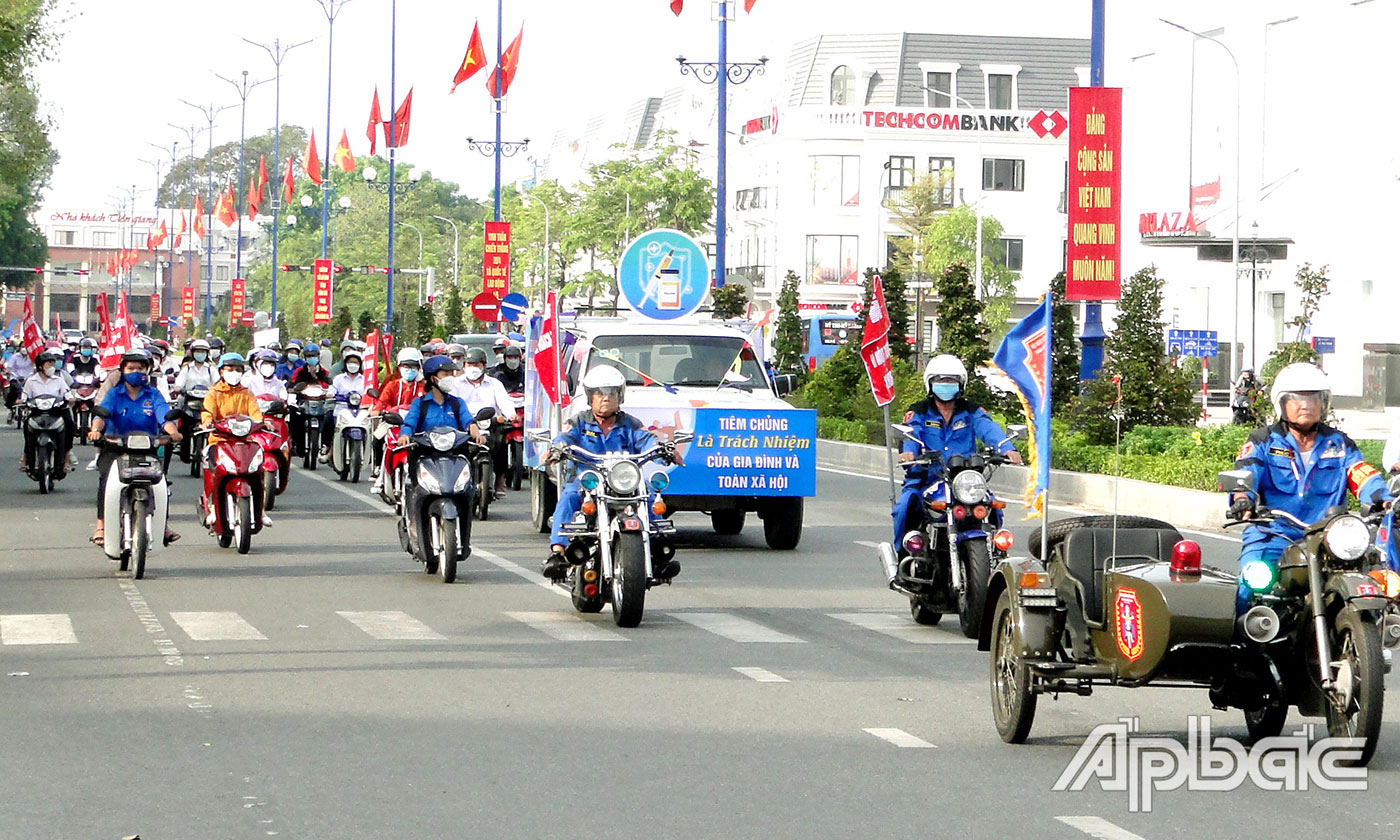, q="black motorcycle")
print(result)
[385,407,495,583]
[172,384,210,476]
[23,393,70,494]
[293,384,330,470]
[70,373,100,444]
